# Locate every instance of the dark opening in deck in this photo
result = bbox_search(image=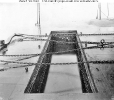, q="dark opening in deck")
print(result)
[24,30,97,93]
